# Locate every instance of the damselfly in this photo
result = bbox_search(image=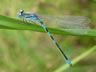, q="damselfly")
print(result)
[17,9,91,66]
